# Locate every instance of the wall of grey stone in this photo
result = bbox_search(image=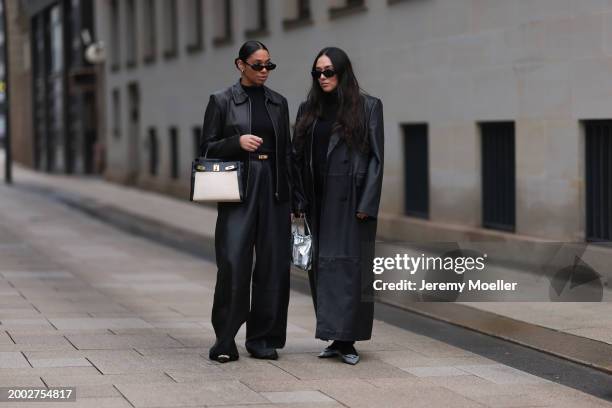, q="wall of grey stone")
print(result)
[95,0,612,242]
